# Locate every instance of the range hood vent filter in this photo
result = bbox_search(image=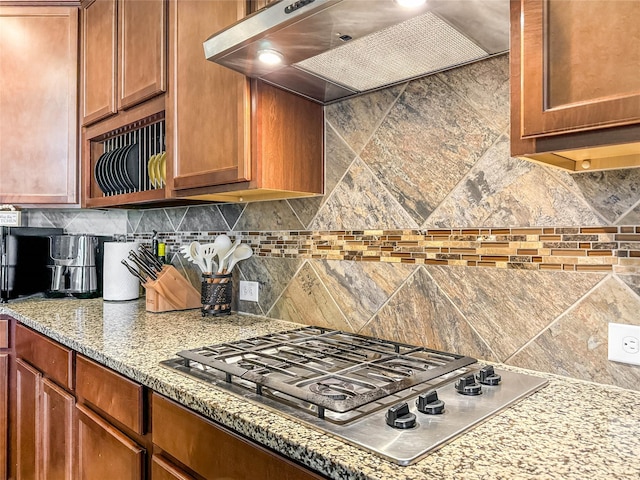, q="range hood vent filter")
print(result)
[295,13,488,92]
